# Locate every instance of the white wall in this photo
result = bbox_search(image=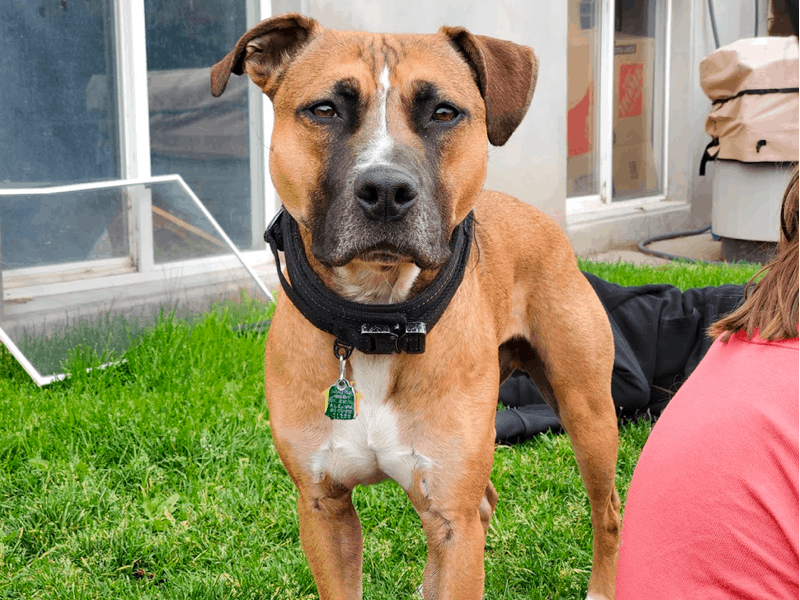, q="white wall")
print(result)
[273,0,567,224]
[669,0,771,226]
